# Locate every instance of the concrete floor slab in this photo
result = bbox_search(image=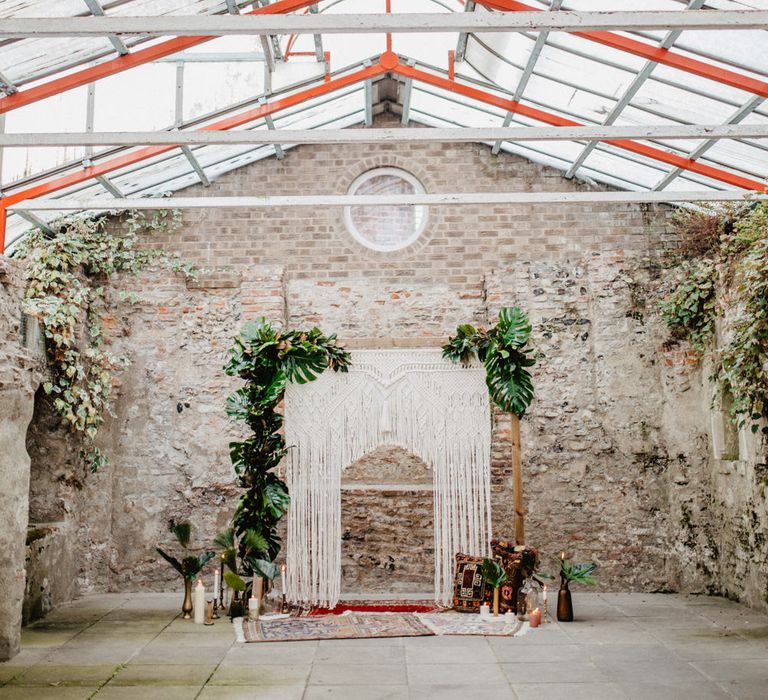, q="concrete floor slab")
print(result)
[94,686,201,700]
[0,592,767,698]
[512,682,628,699]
